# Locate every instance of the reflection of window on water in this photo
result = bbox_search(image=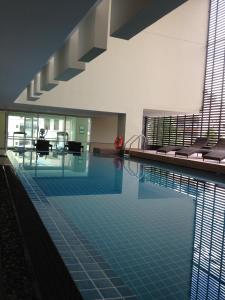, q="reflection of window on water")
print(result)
[143,165,225,297]
[143,166,198,198]
[191,183,225,299]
